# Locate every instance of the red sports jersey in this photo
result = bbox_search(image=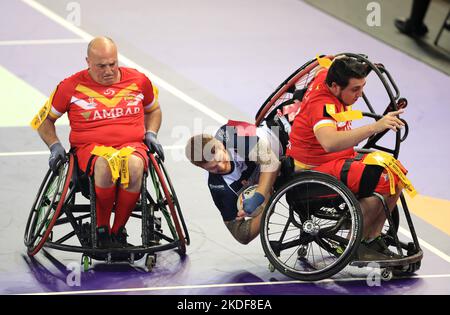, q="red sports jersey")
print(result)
[286,69,355,166]
[47,67,159,148]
